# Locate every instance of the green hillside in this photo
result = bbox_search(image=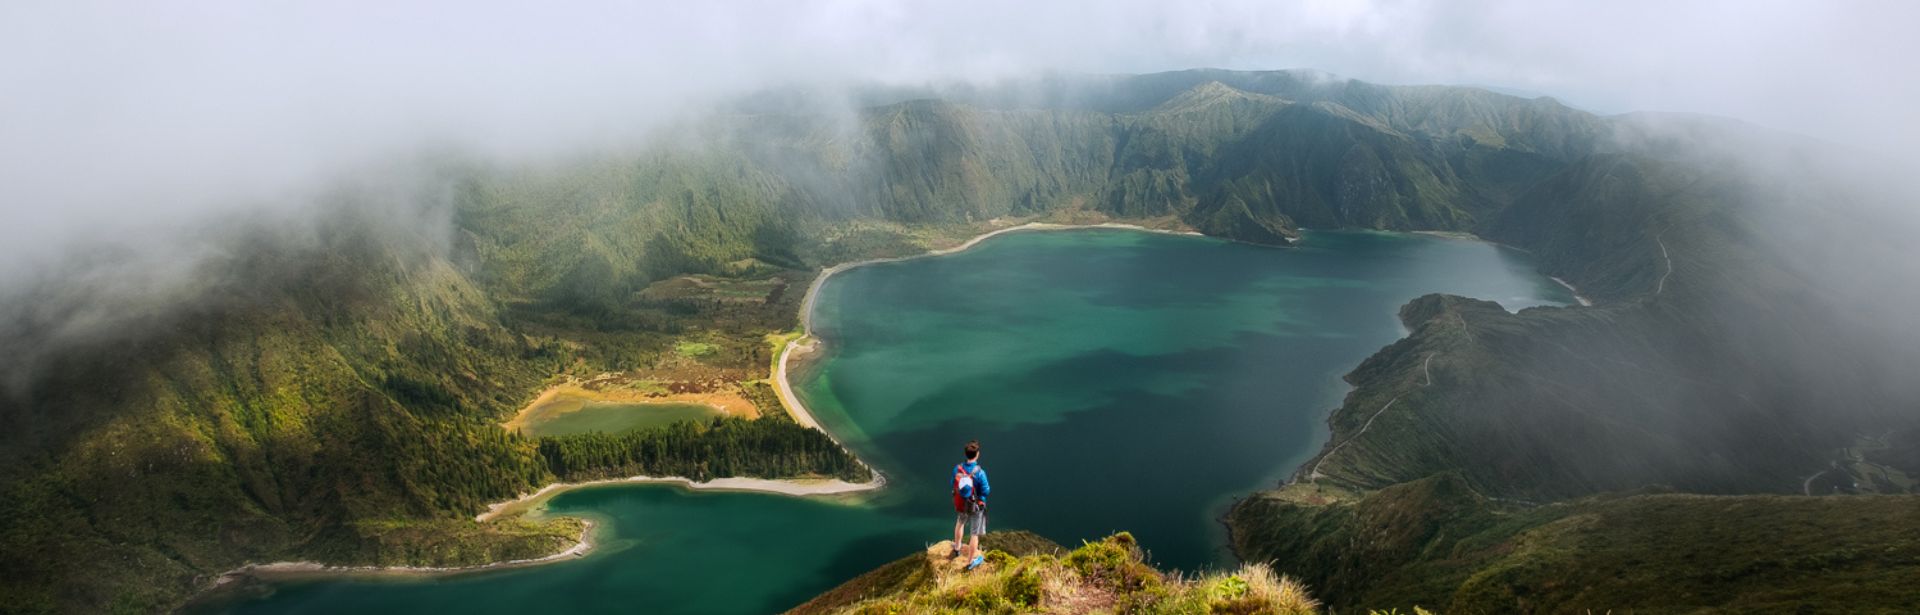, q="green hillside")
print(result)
[0,212,866,612]
[3,69,1917,613]
[1225,115,1920,611]
[1230,475,1920,613]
